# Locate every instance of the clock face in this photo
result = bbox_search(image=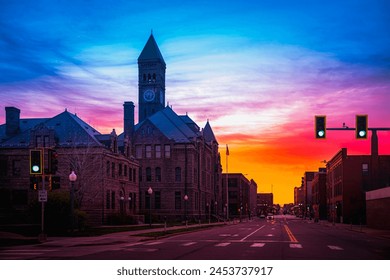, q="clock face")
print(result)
[143,89,155,102]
